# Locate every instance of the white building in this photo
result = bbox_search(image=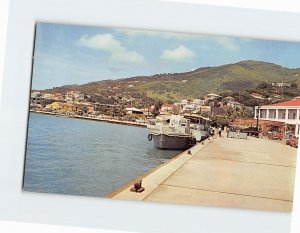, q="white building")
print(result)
[65,91,85,102]
[271,82,292,88]
[30,91,41,98]
[227,100,242,109]
[204,93,222,101]
[182,104,197,112]
[193,99,205,105]
[175,99,205,113]
[255,98,300,135]
[42,93,54,99]
[125,107,143,115]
